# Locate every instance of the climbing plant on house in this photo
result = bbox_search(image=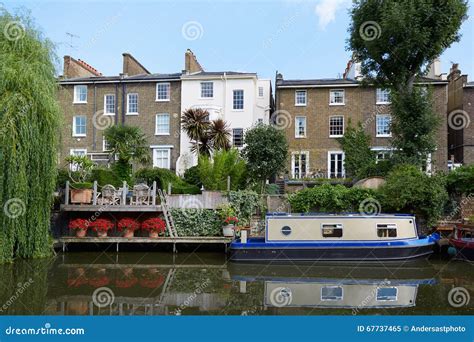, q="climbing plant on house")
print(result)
[0,10,60,262]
